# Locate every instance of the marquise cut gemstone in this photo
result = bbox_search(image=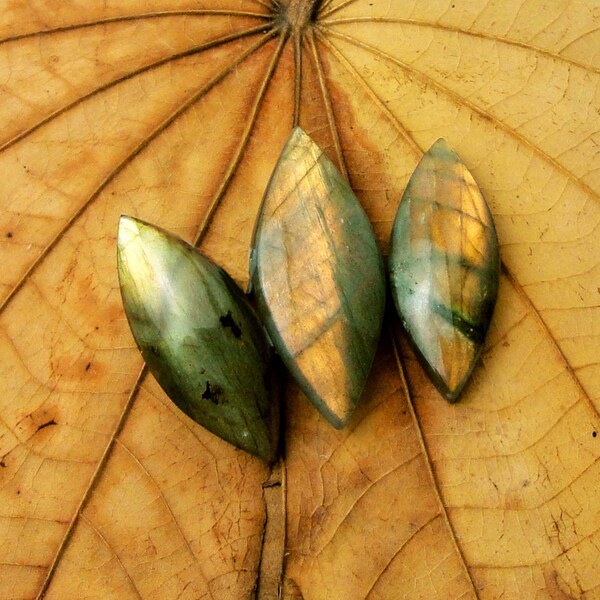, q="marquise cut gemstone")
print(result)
[251,128,385,427]
[117,216,278,460]
[389,139,500,401]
